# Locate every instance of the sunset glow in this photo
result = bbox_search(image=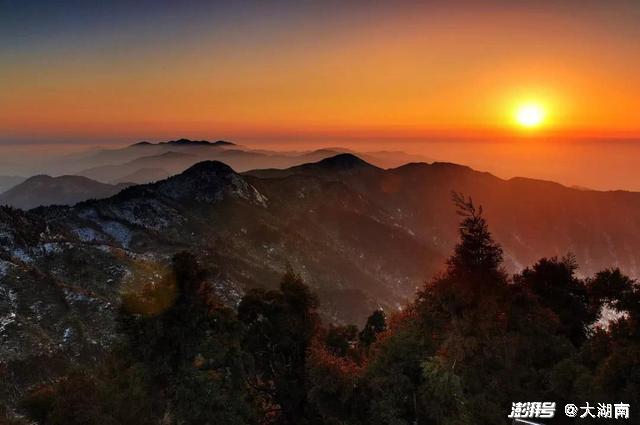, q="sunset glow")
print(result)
[1,2,640,143]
